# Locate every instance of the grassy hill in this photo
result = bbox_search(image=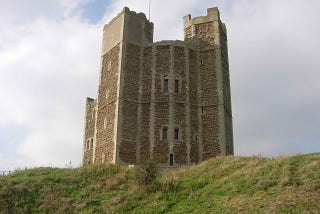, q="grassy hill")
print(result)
[0,153,319,213]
